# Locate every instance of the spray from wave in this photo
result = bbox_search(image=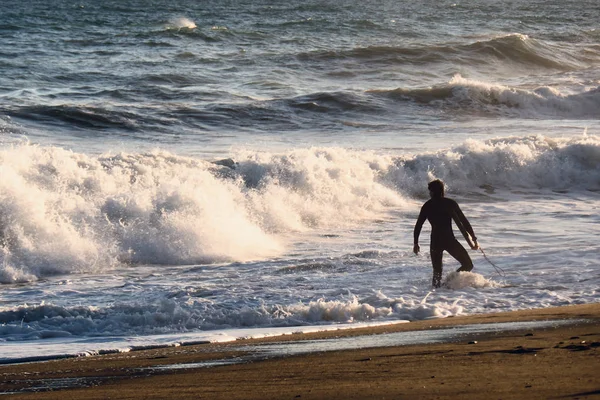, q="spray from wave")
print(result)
[167,17,197,30]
